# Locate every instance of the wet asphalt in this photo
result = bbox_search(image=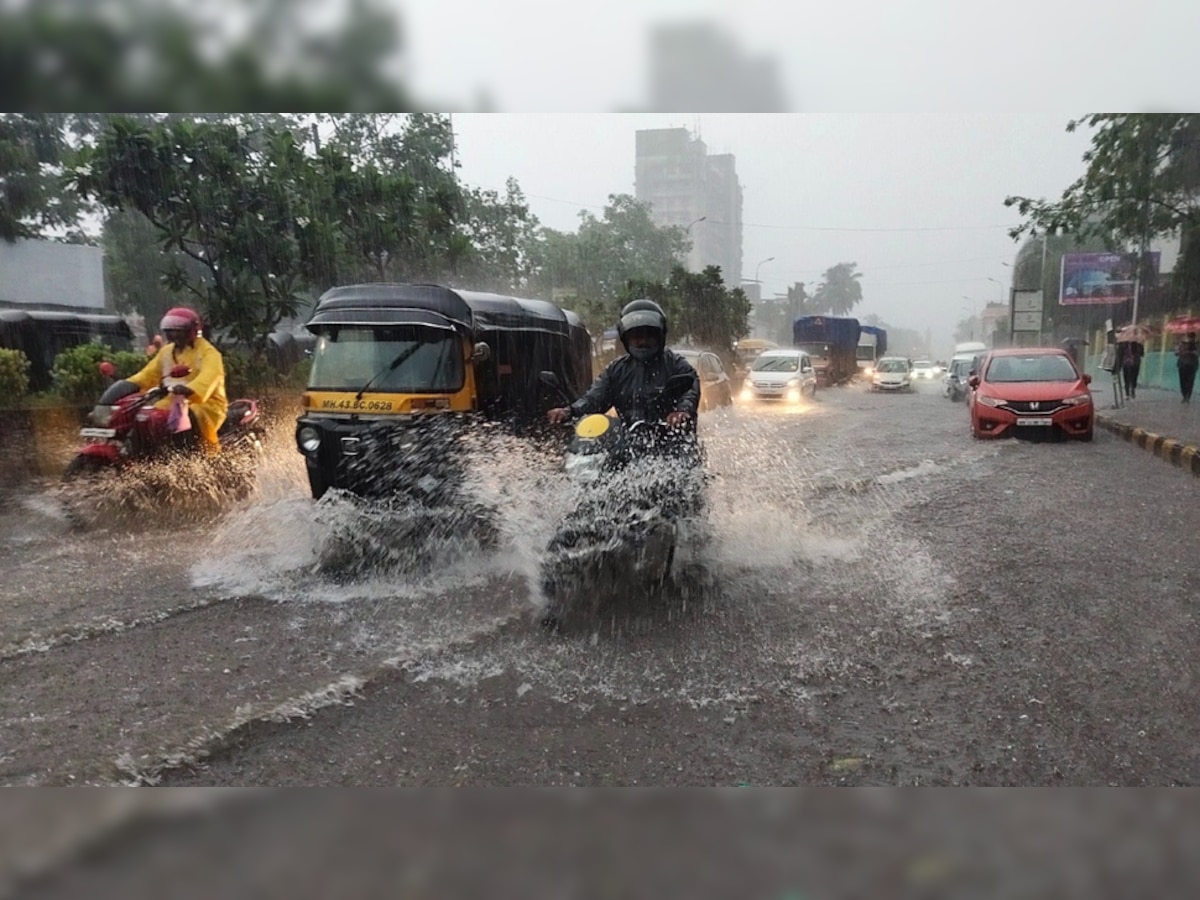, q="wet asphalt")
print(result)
[2,378,1198,788]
